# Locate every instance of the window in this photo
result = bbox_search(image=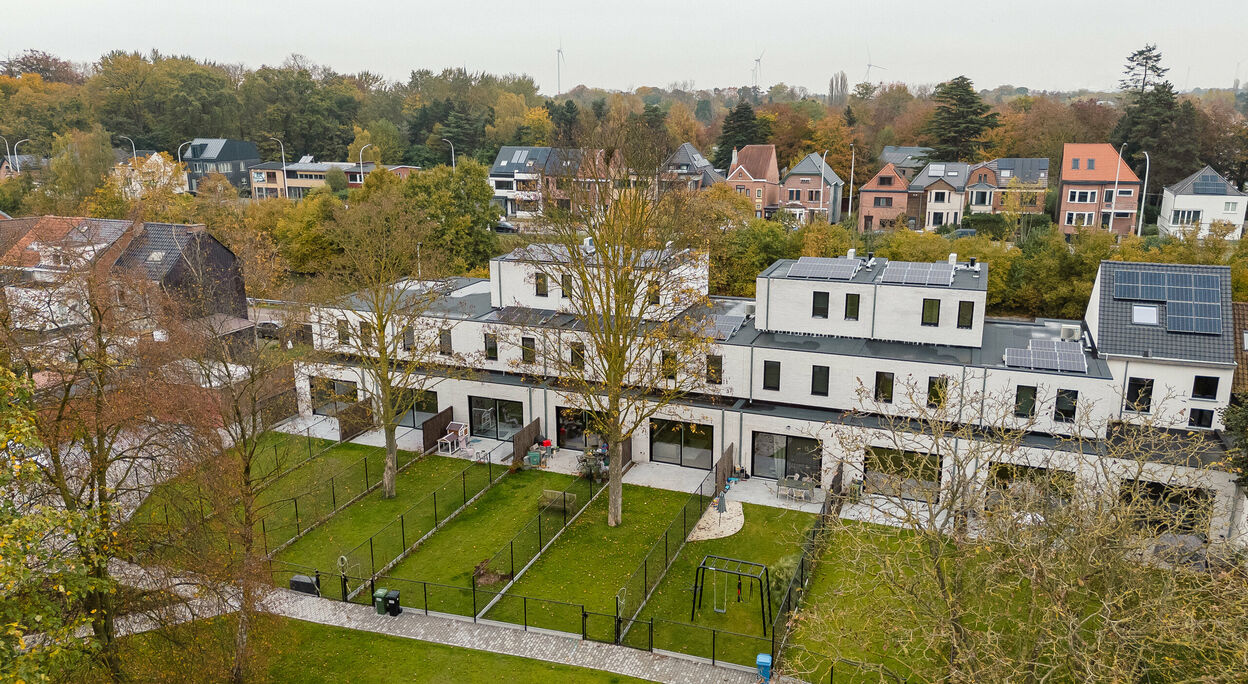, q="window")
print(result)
[878,176,893,187]
[808,189,820,202]
[788,189,801,201]
[650,419,713,469]
[957,301,974,329]
[929,164,946,175]
[763,360,781,391]
[359,321,374,349]
[874,371,894,403]
[521,336,536,363]
[535,273,548,297]
[1065,211,1095,226]
[921,298,940,327]
[557,406,607,450]
[1242,330,1248,351]
[1067,190,1097,203]
[864,447,941,500]
[931,212,945,226]
[336,319,350,345]
[811,365,829,396]
[402,326,414,351]
[484,333,498,360]
[1071,158,1080,170]
[1171,209,1202,225]
[873,196,893,208]
[1086,158,1095,170]
[439,329,453,356]
[812,291,829,319]
[561,274,572,298]
[570,342,585,370]
[735,185,746,194]
[972,190,991,205]
[927,376,948,409]
[1192,376,1219,400]
[648,284,661,306]
[756,188,762,198]
[932,191,947,203]
[1132,304,1158,325]
[1125,377,1154,413]
[662,351,677,380]
[752,432,822,480]
[1054,389,1078,423]
[1117,188,1132,196]
[1189,408,1214,429]
[706,355,723,385]
[394,389,438,428]
[469,396,524,440]
[845,293,860,321]
[1015,385,1037,418]
[1225,201,1238,213]
[311,377,358,416]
